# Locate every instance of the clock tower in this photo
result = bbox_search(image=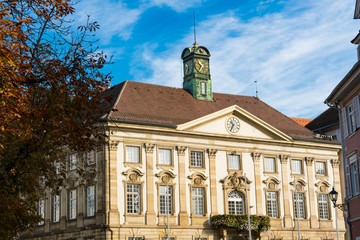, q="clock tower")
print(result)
[181,43,213,101]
